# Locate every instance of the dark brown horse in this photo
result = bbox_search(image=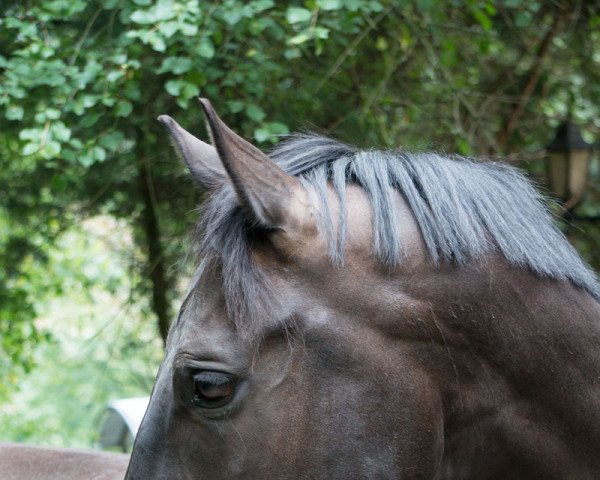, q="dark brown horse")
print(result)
[125,99,600,479]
